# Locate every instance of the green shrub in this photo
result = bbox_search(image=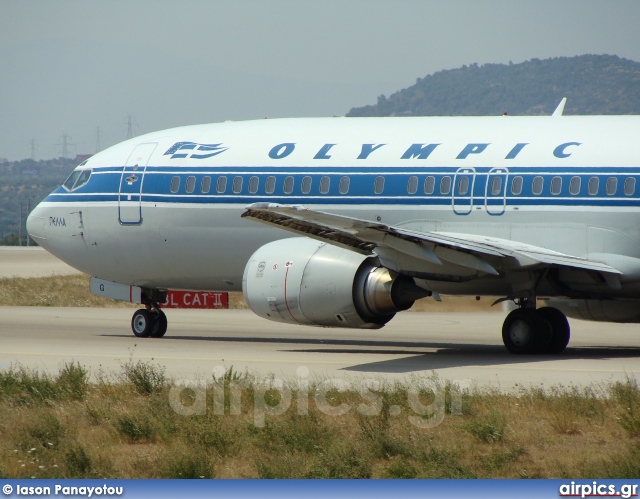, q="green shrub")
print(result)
[466,411,507,442]
[258,412,327,454]
[0,366,58,405]
[418,445,477,478]
[116,415,156,443]
[385,459,419,478]
[162,448,214,478]
[181,416,236,457]
[65,444,92,477]
[306,444,372,478]
[17,410,65,451]
[57,362,89,401]
[611,376,640,437]
[121,360,166,395]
